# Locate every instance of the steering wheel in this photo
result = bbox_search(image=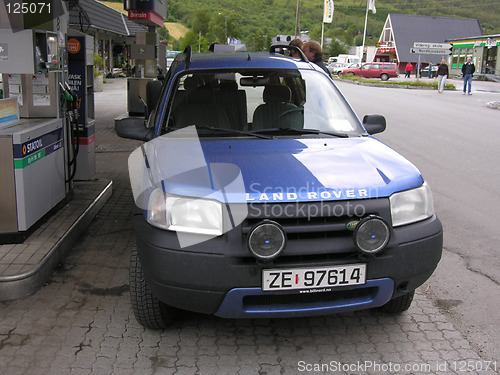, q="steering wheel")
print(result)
[271,107,305,127]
